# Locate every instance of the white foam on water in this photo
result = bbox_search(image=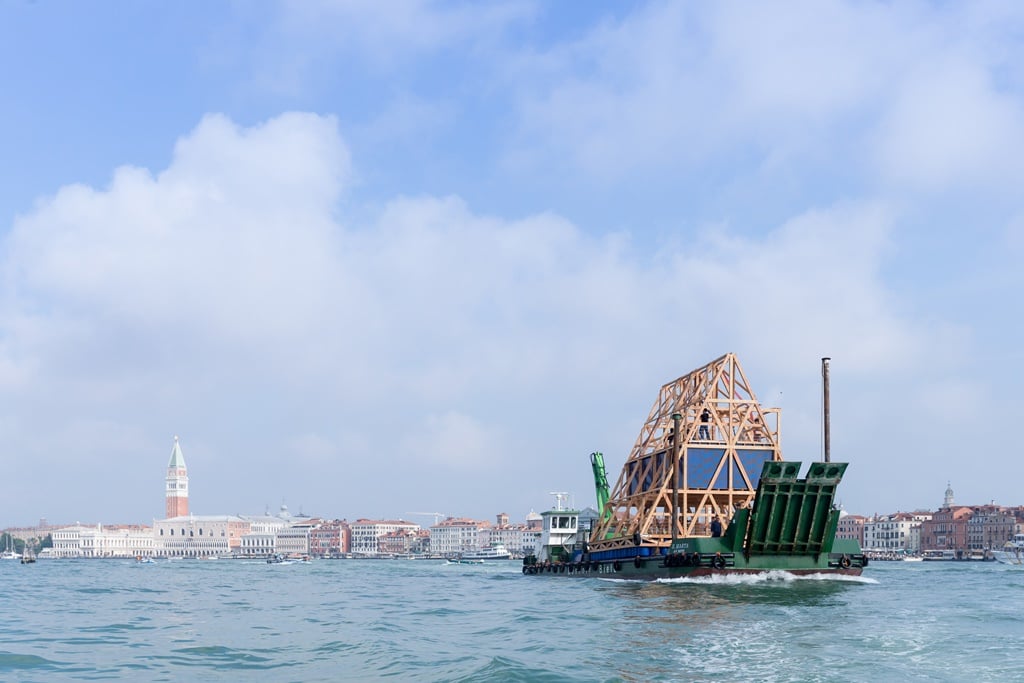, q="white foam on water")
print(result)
[654,569,878,585]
